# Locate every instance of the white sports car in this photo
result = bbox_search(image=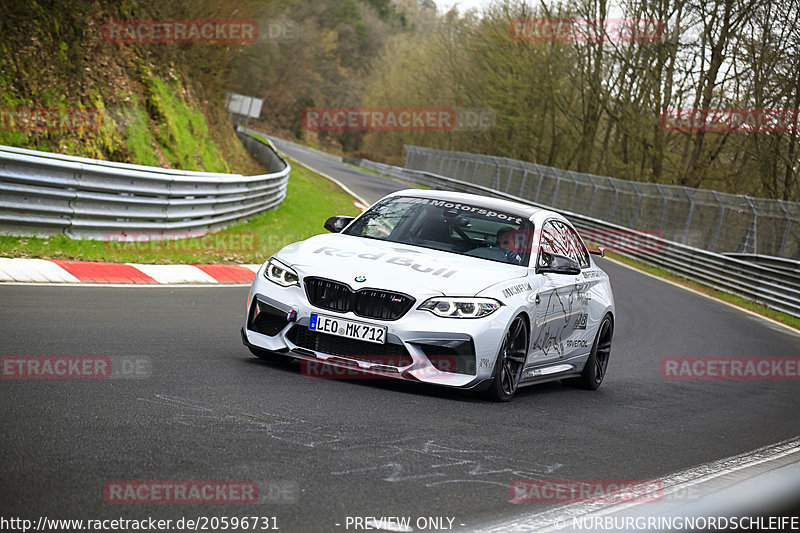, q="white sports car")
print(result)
[241,190,614,401]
